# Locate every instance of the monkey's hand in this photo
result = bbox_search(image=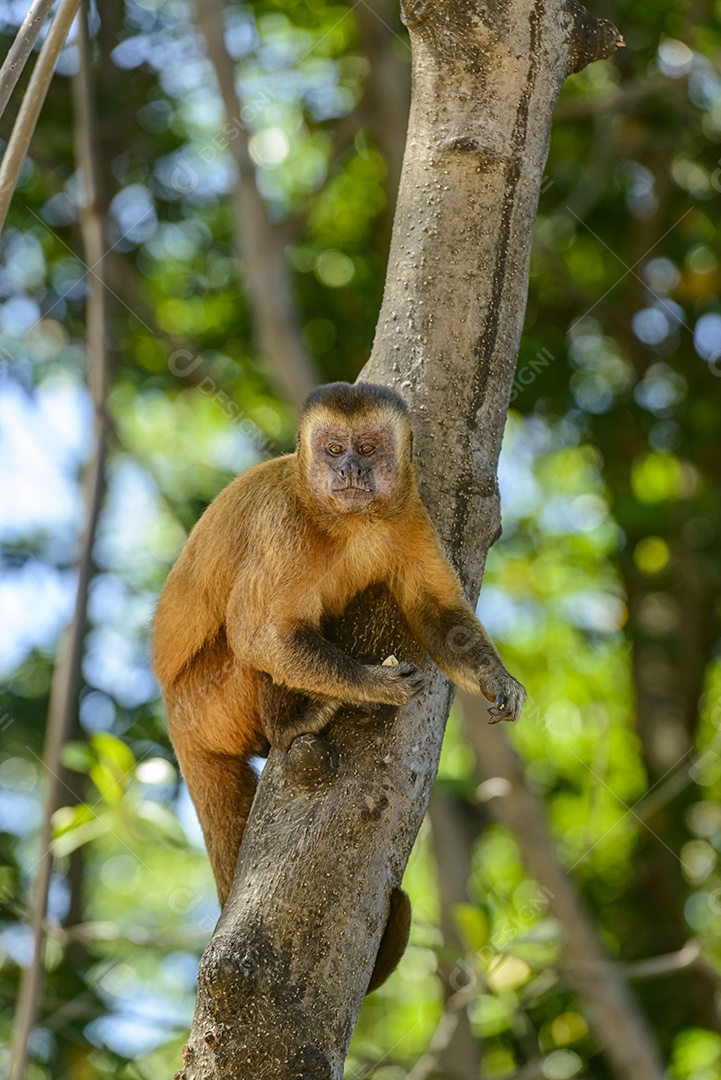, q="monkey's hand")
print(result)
[371,661,425,706]
[477,664,525,724]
